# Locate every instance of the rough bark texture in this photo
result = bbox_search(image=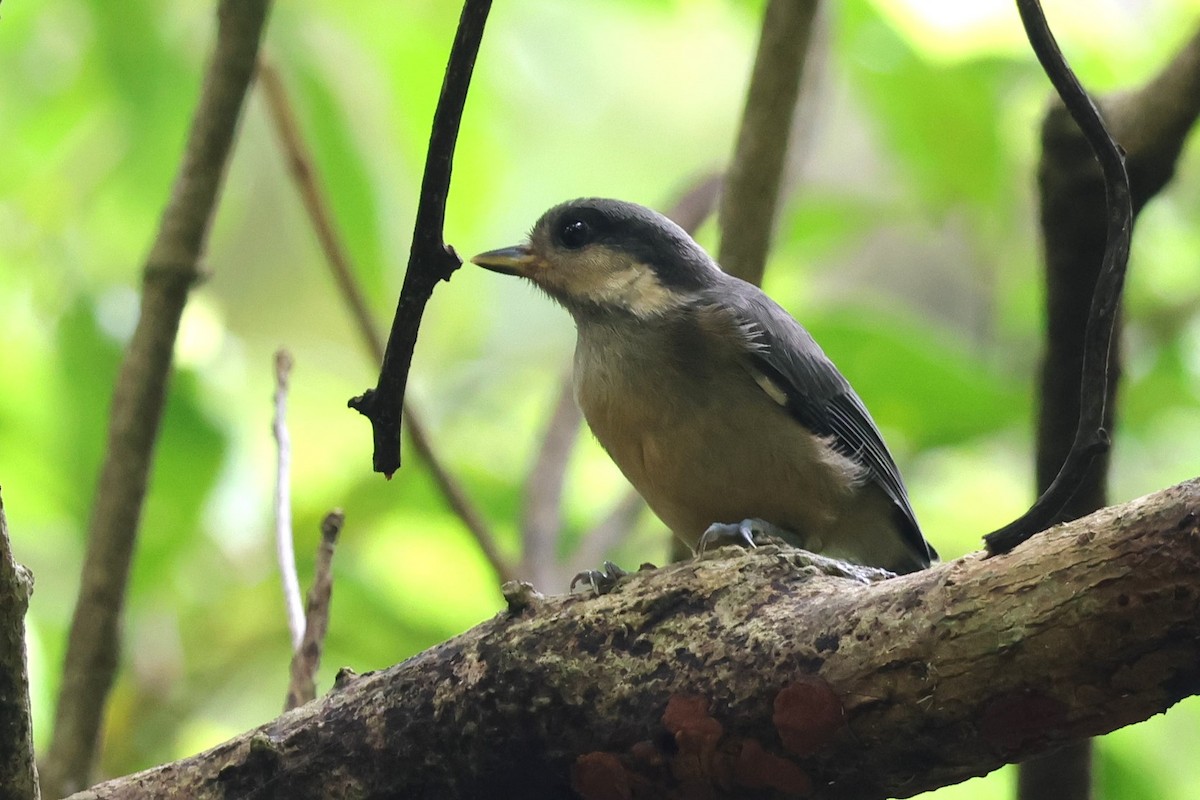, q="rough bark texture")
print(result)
[39,3,273,797]
[69,478,1200,800]
[0,491,39,800]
